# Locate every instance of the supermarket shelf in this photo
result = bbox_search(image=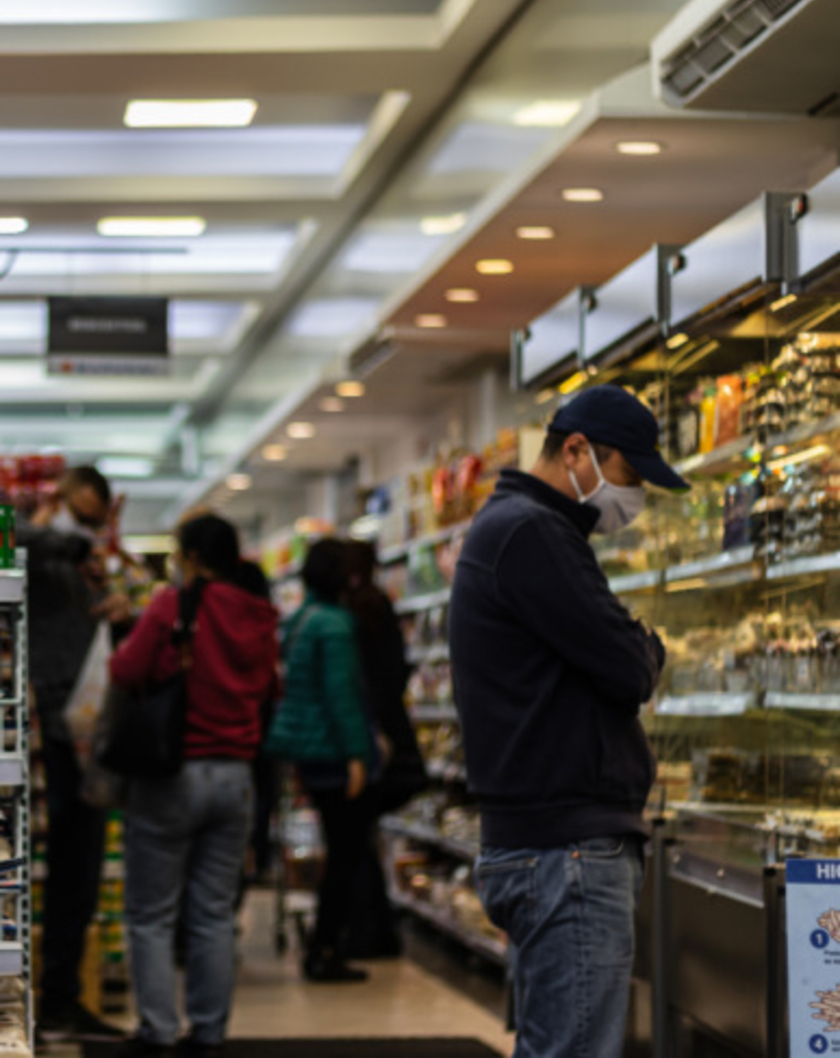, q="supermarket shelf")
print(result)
[379,521,472,566]
[0,757,25,787]
[765,692,840,712]
[407,644,450,665]
[766,552,840,580]
[389,889,506,966]
[609,570,661,594]
[656,692,755,717]
[664,545,758,586]
[0,573,24,606]
[0,942,22,976]
[395,587,451,615]
[410,704,459,723]
[426,759,467,783]
[380,815,477,862]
